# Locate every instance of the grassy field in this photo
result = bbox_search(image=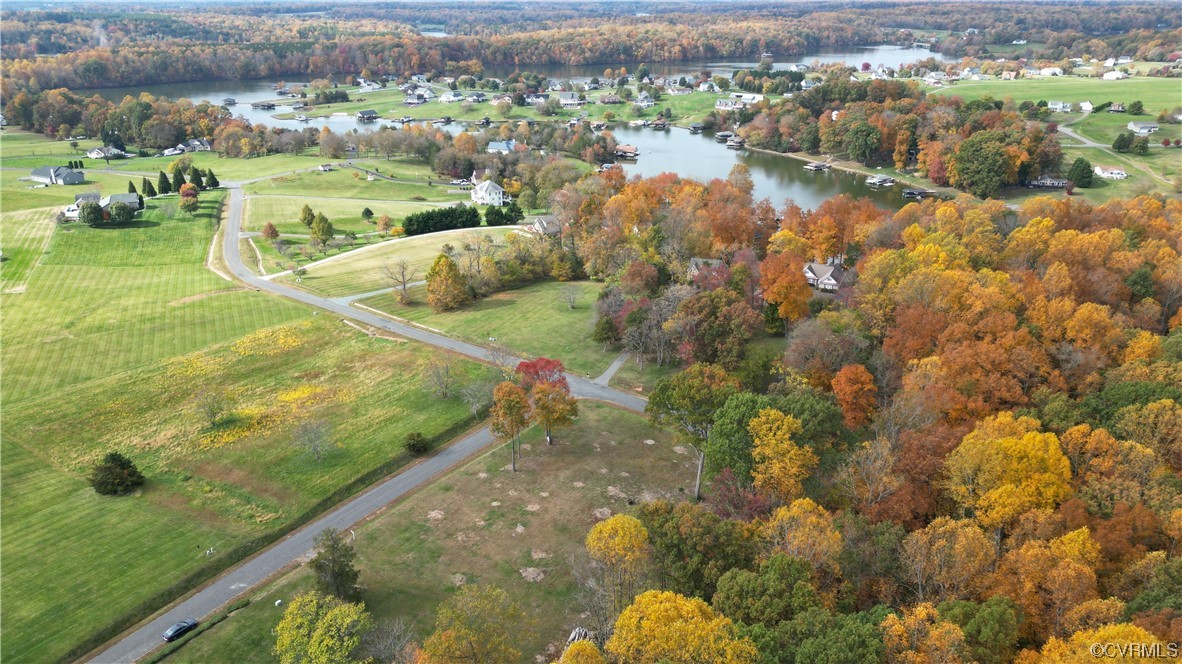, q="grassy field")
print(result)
[244,167,471,202]
[361,280,617,376]
[0,168,148,212]
[0,129,106,170]
[0,188,490,662]
[1070,111,1182,145]
[928,76,1182,112]
[276,227,518,297]
[163,402,692,664]
[0,206,59,292]
[244,195,444,235]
